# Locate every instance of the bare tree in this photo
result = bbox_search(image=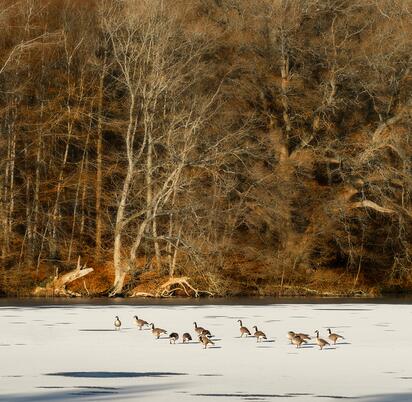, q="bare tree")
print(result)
[101,0,221,295]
